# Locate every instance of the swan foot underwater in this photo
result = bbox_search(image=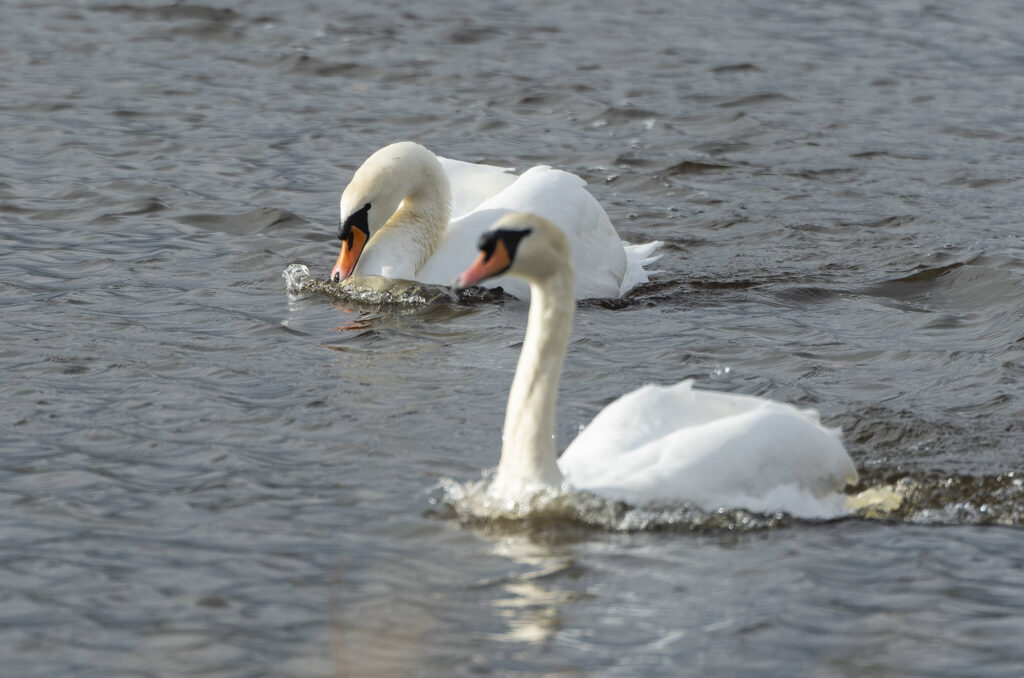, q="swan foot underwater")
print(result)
[448,212,861,521]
